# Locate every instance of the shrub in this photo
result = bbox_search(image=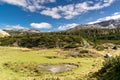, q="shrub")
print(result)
[93,56,120,80]
[95,45,106,51]
[112,46,117,50]
[79,50,89,53]
[64,43,79,49]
